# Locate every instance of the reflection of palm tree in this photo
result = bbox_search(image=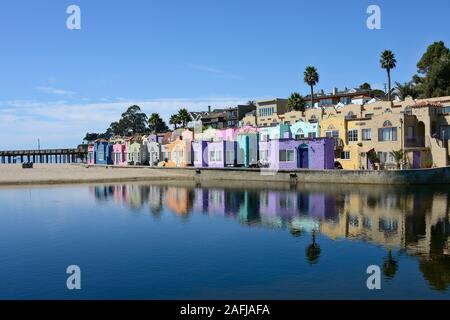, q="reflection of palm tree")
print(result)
[419,255,450,291]
[305,231,321,265]
[382,250,398,280]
